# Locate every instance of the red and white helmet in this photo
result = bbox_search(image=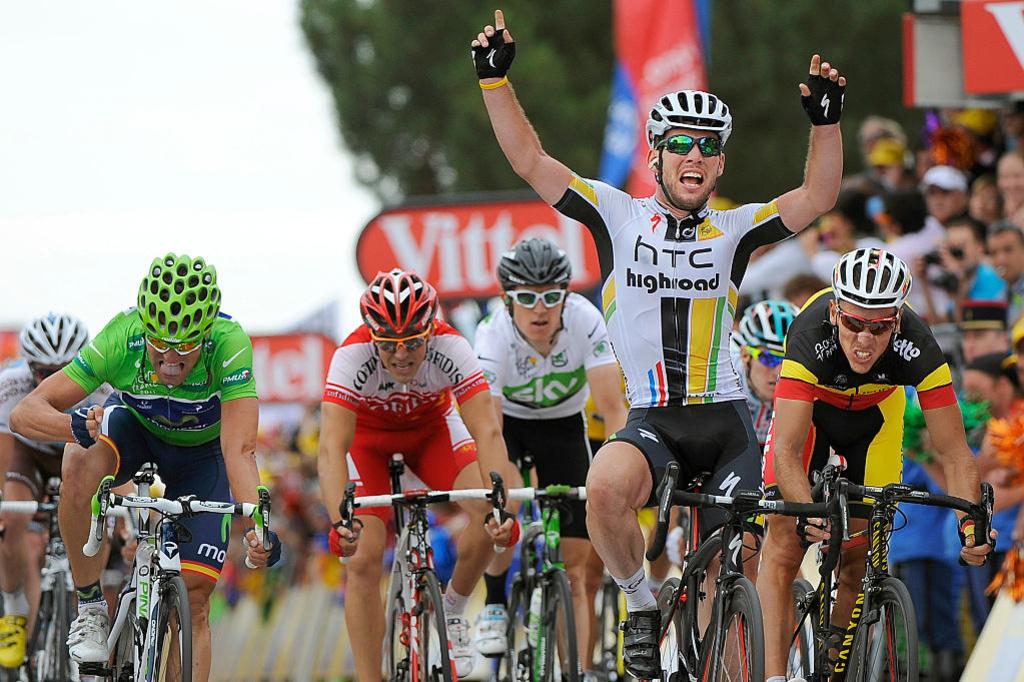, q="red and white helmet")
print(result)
[359,269,439,337]
[832,248,912,310]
